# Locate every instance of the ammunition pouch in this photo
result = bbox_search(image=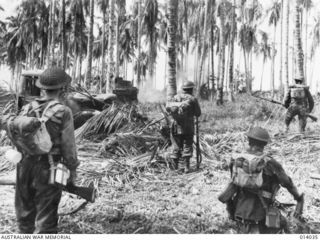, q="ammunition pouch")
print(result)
[48,155,70,186]
[265,206,281,228]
